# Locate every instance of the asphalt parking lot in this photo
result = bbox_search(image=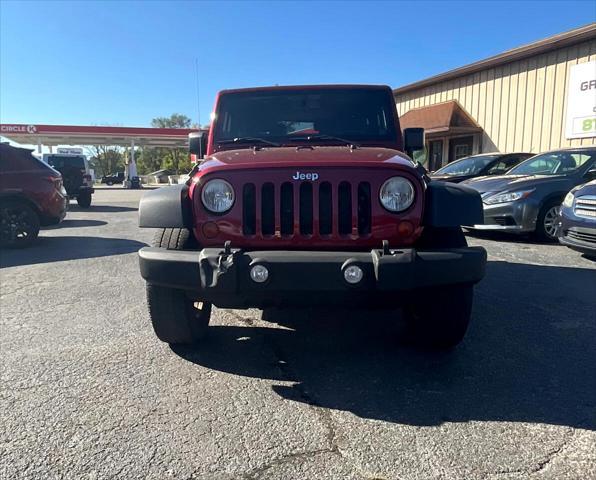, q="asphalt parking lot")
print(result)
[1,187,595,480]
